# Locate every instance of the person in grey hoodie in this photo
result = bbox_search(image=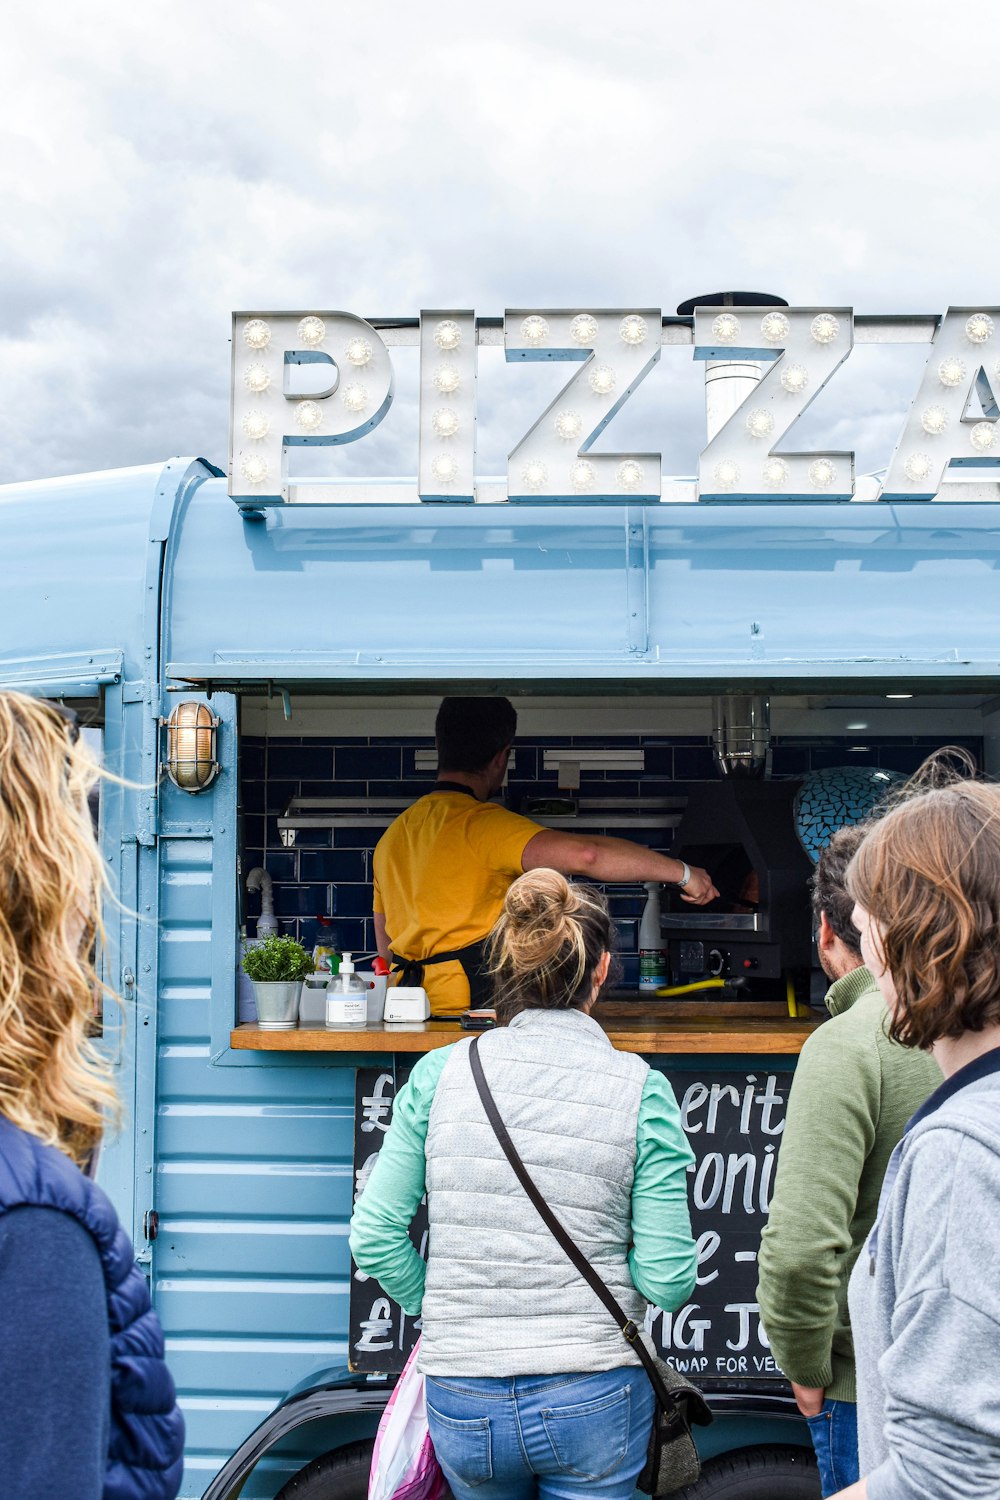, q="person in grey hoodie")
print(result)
[827,779,1000,1500]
